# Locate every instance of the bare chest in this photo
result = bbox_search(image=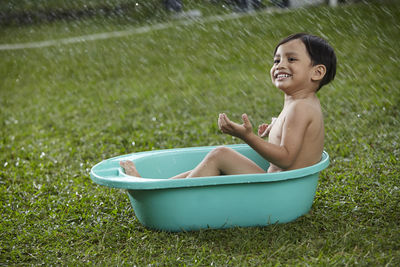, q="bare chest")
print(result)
[268,114,285,145]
